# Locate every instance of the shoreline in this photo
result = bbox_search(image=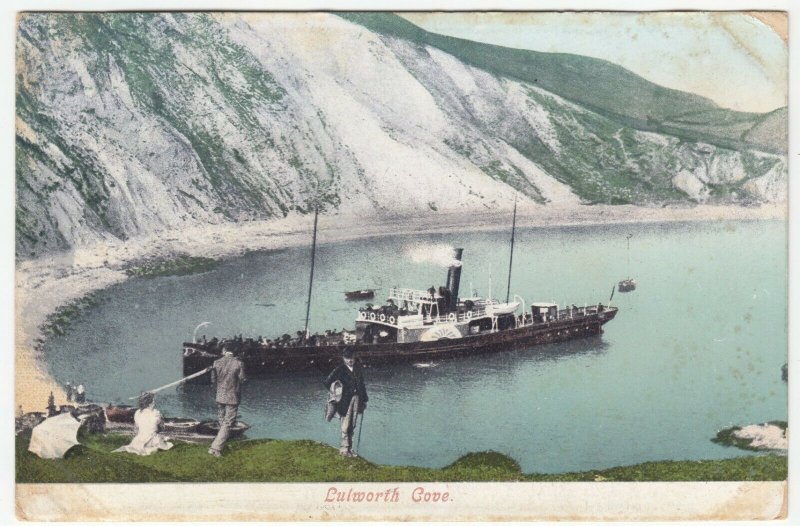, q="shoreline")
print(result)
[15,203,786,412]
